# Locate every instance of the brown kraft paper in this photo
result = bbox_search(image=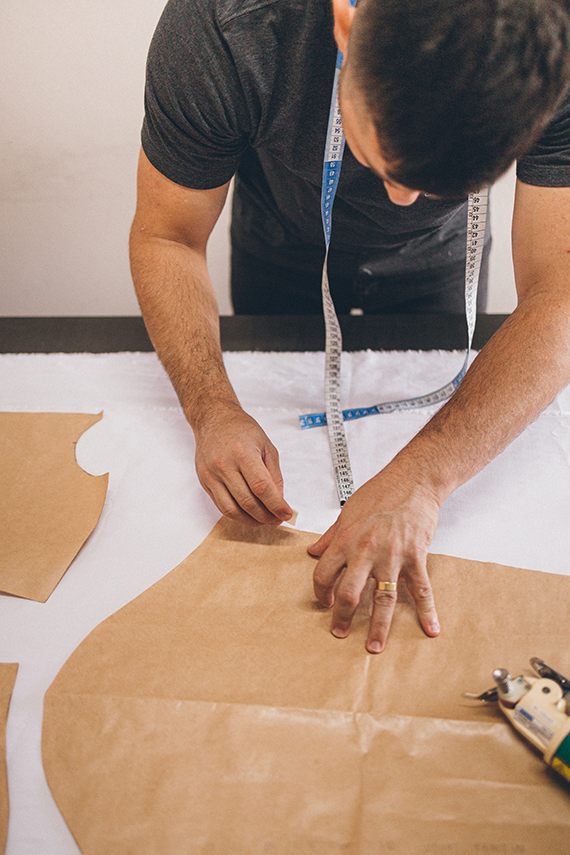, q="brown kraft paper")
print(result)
[42,518,570,854]
[0,413,108,602]
[0,664,18,855]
